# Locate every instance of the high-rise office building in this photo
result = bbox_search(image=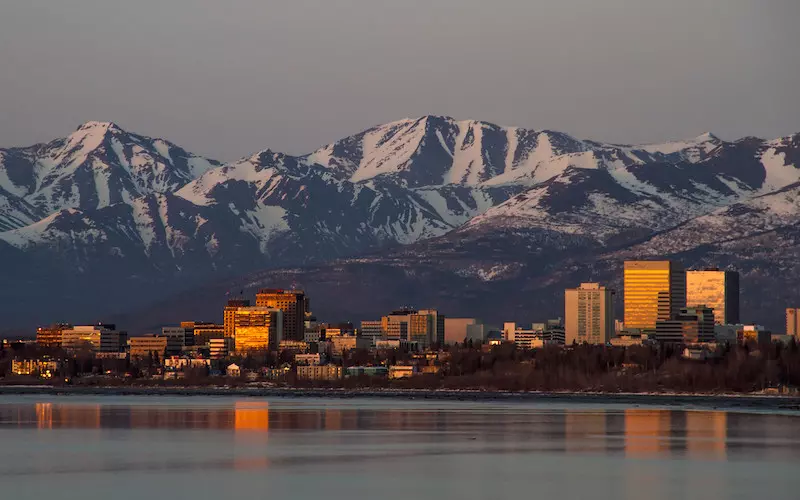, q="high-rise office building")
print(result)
[233,307,283,351]
[415,309,445,346]
[655,307,715,344]
[686,269,740,325]
[36,323,71,348]
[256,289,306,341]
[787,308,800,337]
[565,283,615,345]
[224,299,251,339]
[624,261,686,331]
